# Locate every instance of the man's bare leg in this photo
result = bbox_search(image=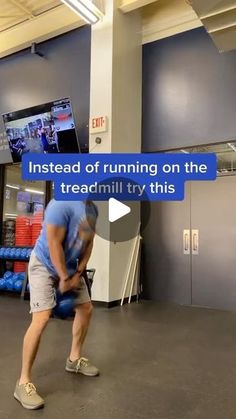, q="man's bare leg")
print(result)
[69,302,93,362]
[19,310,51,384]
[66,302,99,376]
